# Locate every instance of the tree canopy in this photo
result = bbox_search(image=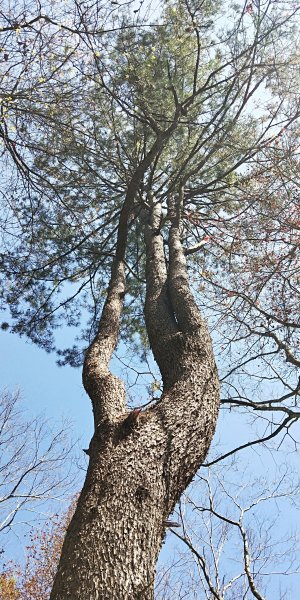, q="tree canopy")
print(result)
[1,0,300,447]
[1,0,299,365]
